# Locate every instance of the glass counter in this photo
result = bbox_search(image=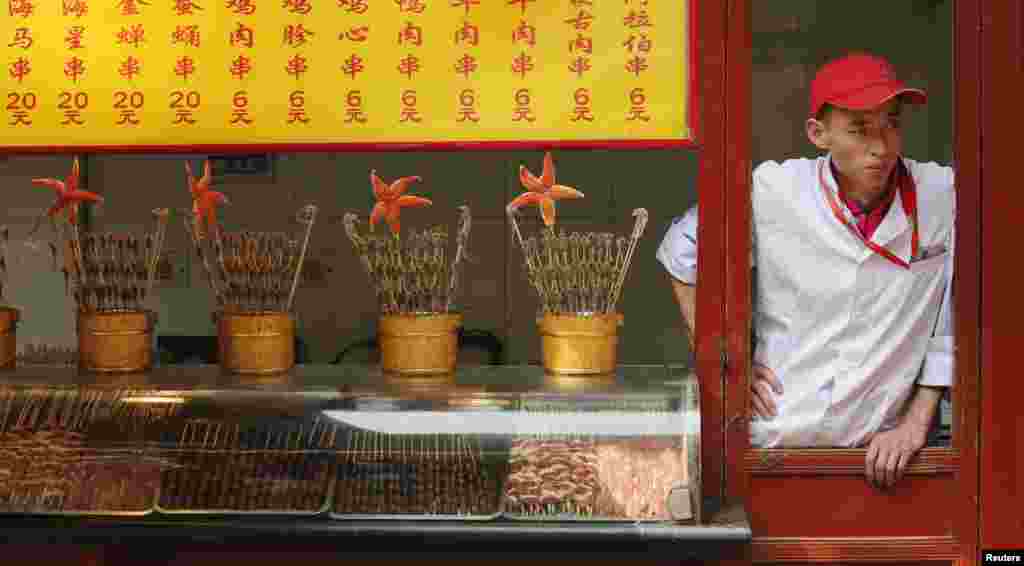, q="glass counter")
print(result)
[0,365,700,524]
